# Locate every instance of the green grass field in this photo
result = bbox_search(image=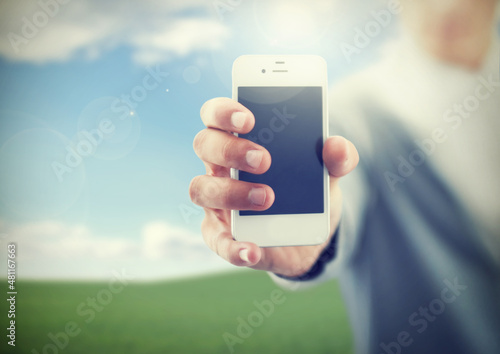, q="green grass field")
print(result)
[1,270,353,354]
